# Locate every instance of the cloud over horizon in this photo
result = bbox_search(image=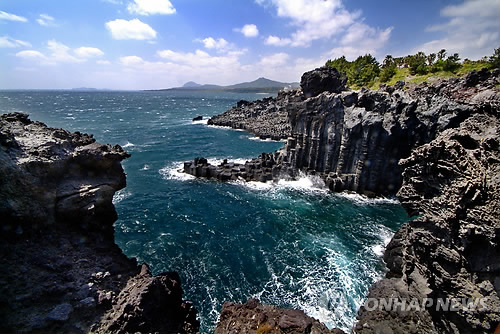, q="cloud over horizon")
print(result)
[105,18,157,40]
